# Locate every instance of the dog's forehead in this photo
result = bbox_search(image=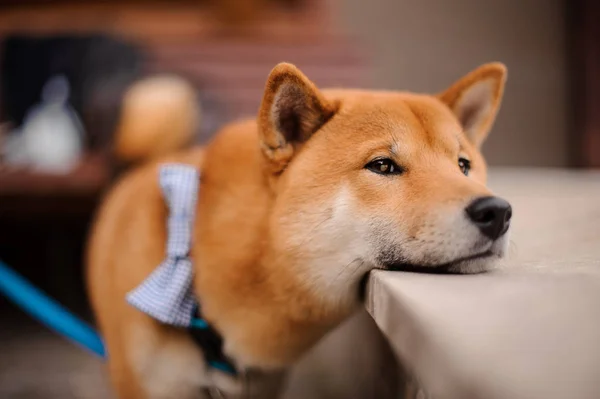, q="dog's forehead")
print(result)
[325,90,464,151]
